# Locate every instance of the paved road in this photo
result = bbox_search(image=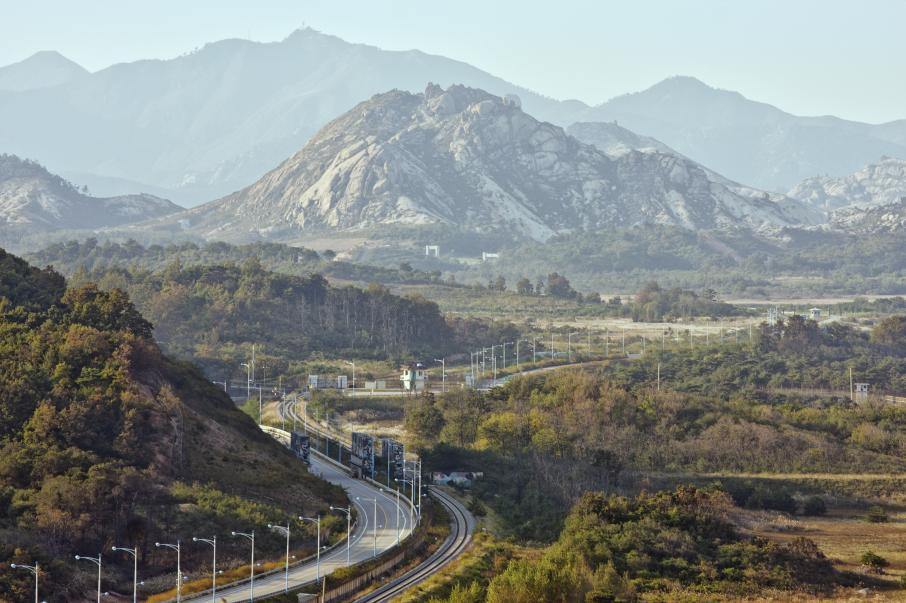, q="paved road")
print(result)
[354,486,474,603]
[182,428,414,601]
